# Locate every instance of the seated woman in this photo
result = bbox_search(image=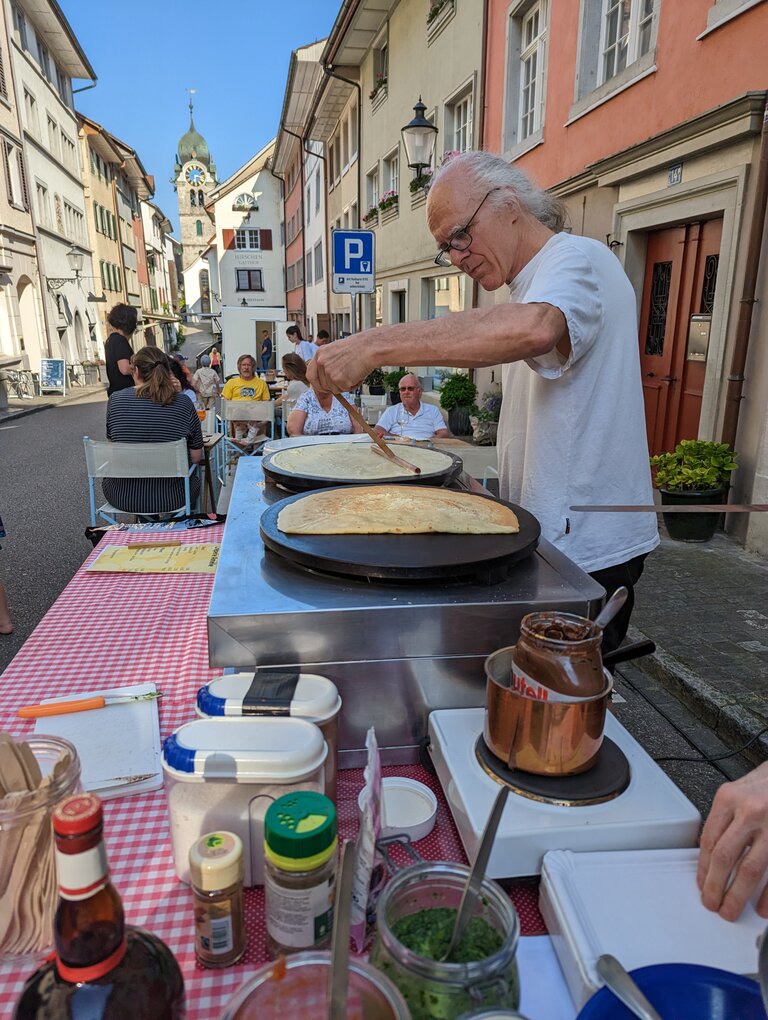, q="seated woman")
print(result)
[103,346,203,514]
[287,384,365,437]
[274,353,309,419]
[168,356,198,405]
